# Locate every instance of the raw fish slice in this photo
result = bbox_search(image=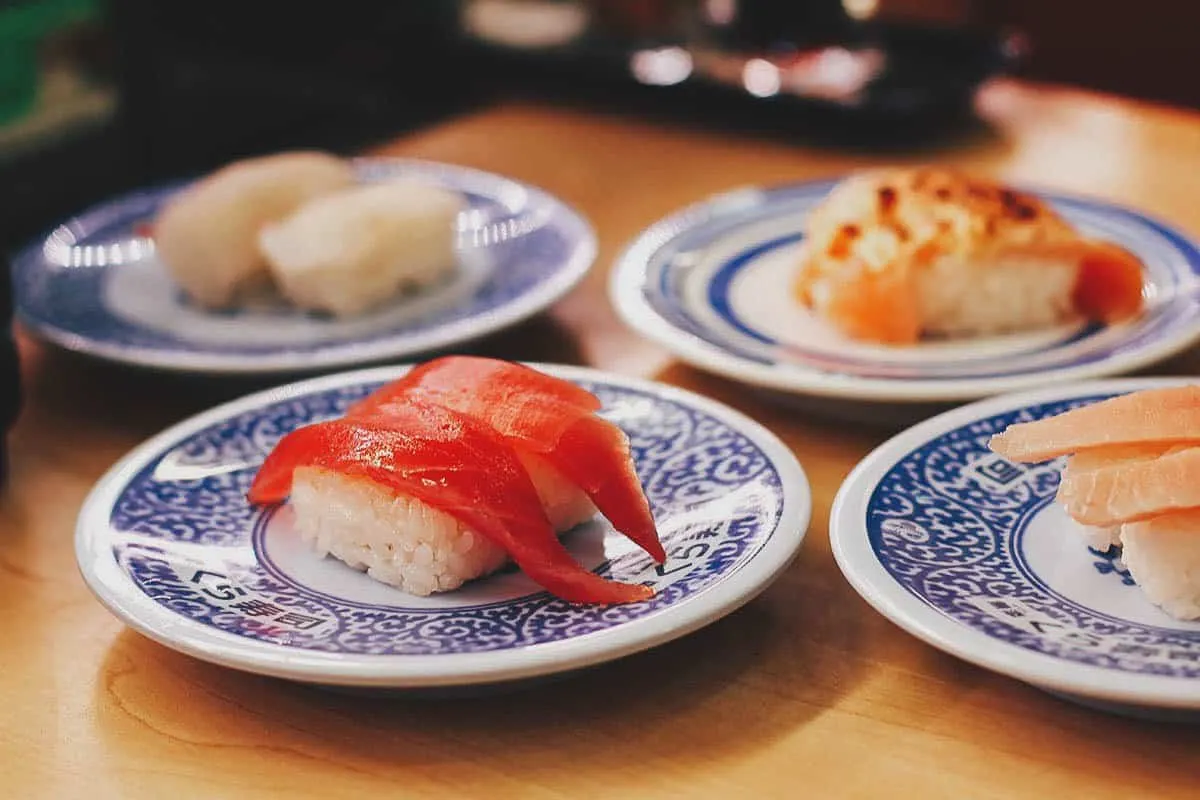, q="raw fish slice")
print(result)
[351,356,601,416]
[988,386,1200,463]
[357,358,666,564]
[1057,445,1200,526]
[1062,443,1174,474]
[248,400,652,605]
